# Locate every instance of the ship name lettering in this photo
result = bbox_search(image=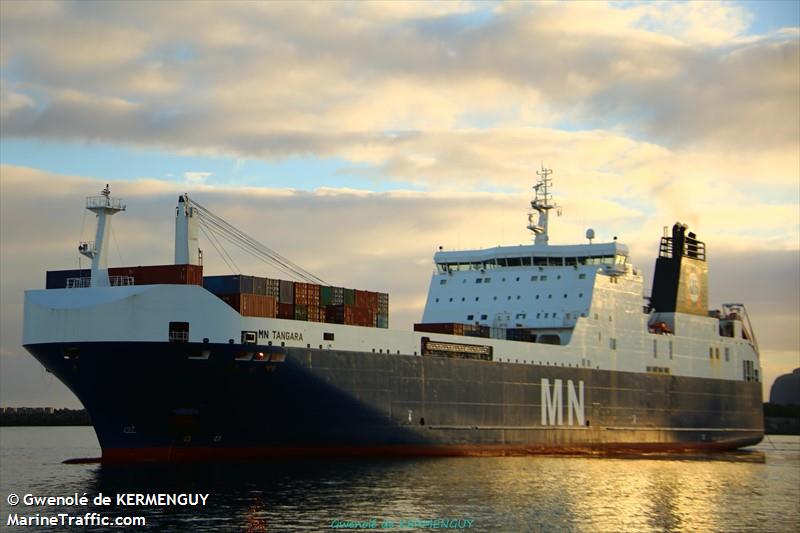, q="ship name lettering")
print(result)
[541,378,584,426]
[272,330,303,341]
